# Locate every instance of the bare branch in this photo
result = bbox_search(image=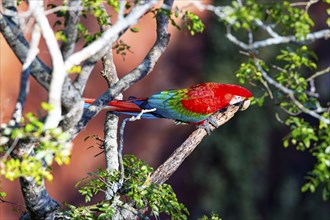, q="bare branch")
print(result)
[254,19,280,38]
[29,1,66,129]
[227,28,330,50]
[45,4,83,17]
[99,13,123,203]
[115,199,150,220]
[68,0,172,139]
[288,93,330,124]
[306,66,330,82]
[150,104,243,184]
[9,24,41,127]
[1,12,84,132]
[72,3,129,95]
[290,0,319,12]
[64,0,158,71]
[60,0,82,59]
[0,12,52,89]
